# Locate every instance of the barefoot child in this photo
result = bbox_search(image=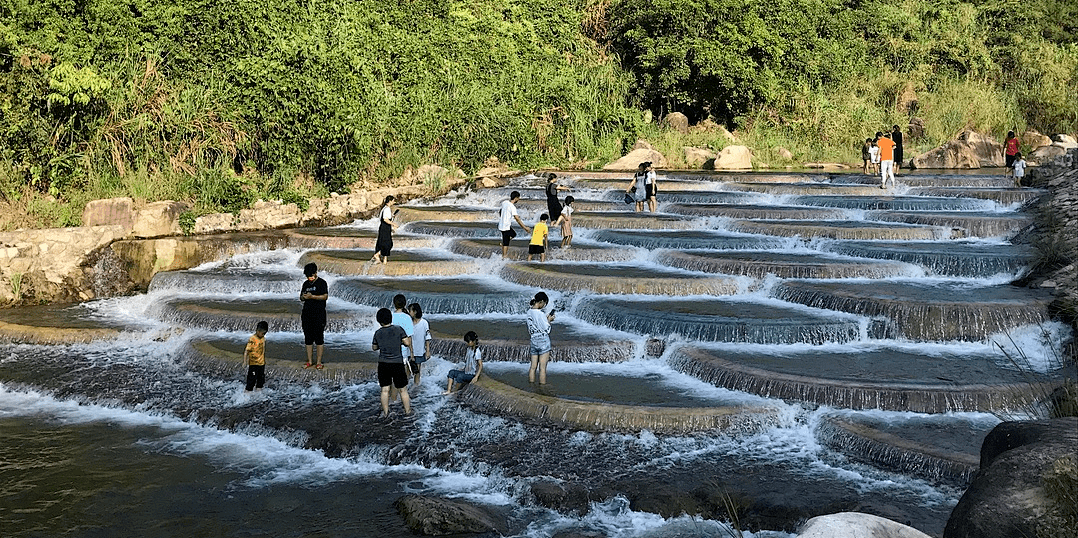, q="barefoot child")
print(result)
[1012,153,1027,188]
[528,213,549,262]
[444,331,483,394]
[554,196,574,248]
[407,302,431,385]
[526,291,554,384]
[244,321,269,392]
[372,308,413,416]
